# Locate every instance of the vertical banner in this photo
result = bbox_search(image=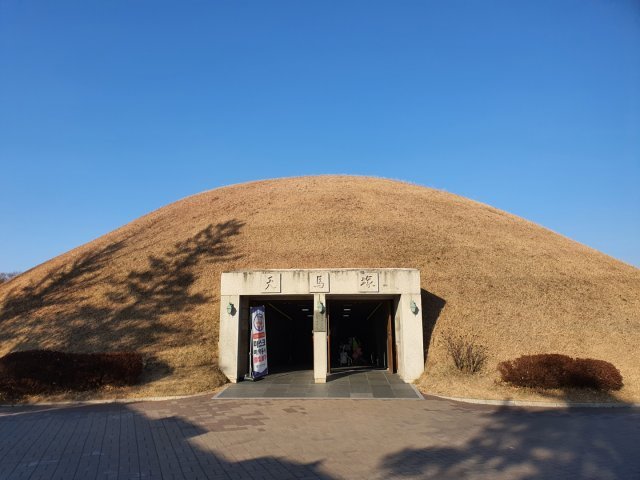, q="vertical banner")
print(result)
[250,306,268,379]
